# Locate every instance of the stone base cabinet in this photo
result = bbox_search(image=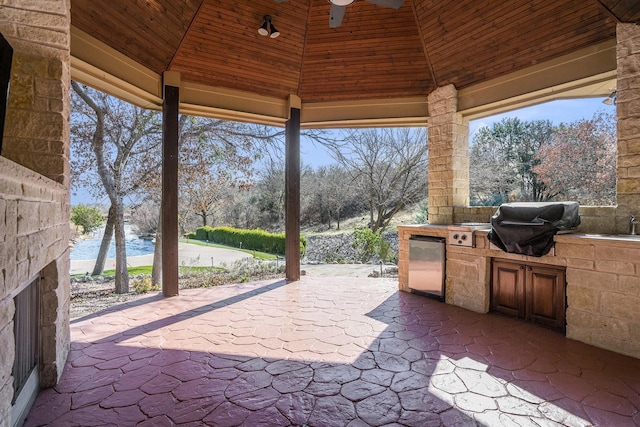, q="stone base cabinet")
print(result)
[491,259,566,332]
